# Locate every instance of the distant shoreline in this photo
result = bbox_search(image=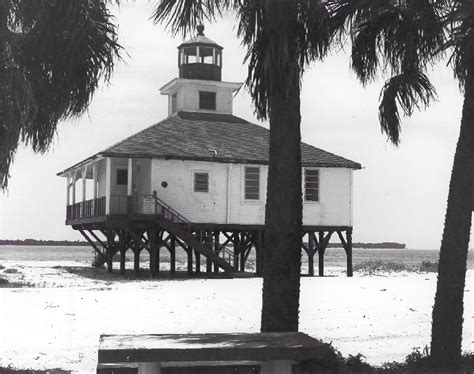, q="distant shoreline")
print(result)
[1,239,406,249]
[0,239,90,246]
[327,242,406,249]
